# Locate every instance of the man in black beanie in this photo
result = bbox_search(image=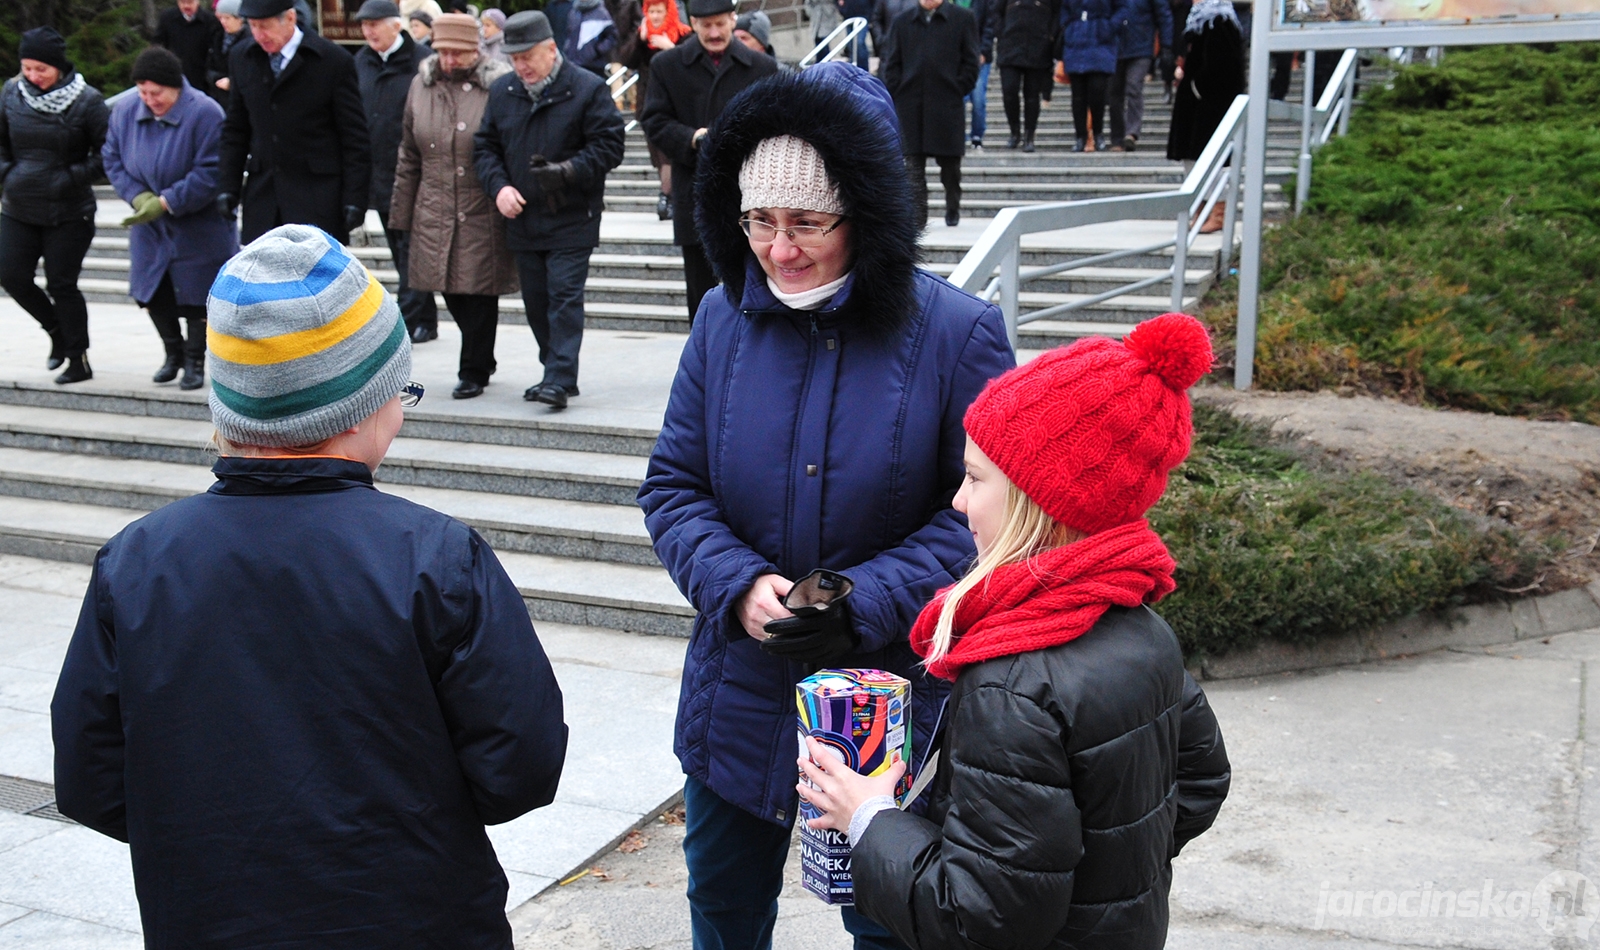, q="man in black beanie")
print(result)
[216,0,371,244]
[155,0,226,105]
